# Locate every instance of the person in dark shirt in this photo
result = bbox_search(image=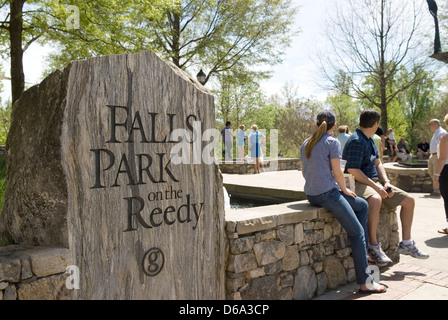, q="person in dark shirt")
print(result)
[221,121,233,162]
[417,138,430,159]
[397,137,412,161]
